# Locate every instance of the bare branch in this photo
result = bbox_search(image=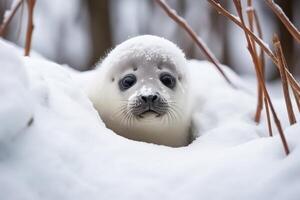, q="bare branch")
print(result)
[207,0,300,97]
[246,0,264,123]
[24,0,36,56]
[0,0,25,36]
[207,0,276,61]
[265,0,300,43]
[233,0,289,155]
[155,0,235,87]
[273,35,296,125]
[264,97,273,136]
